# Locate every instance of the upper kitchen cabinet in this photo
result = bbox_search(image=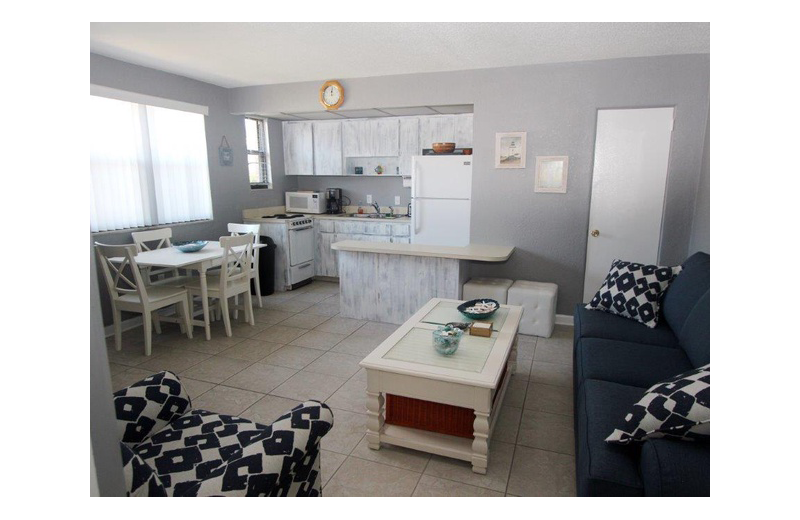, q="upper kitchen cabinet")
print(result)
[342,119,399,157]
[283,121,314,176]
[312,121,343,176]
[398,117,420,177]
[418,114,473,149]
